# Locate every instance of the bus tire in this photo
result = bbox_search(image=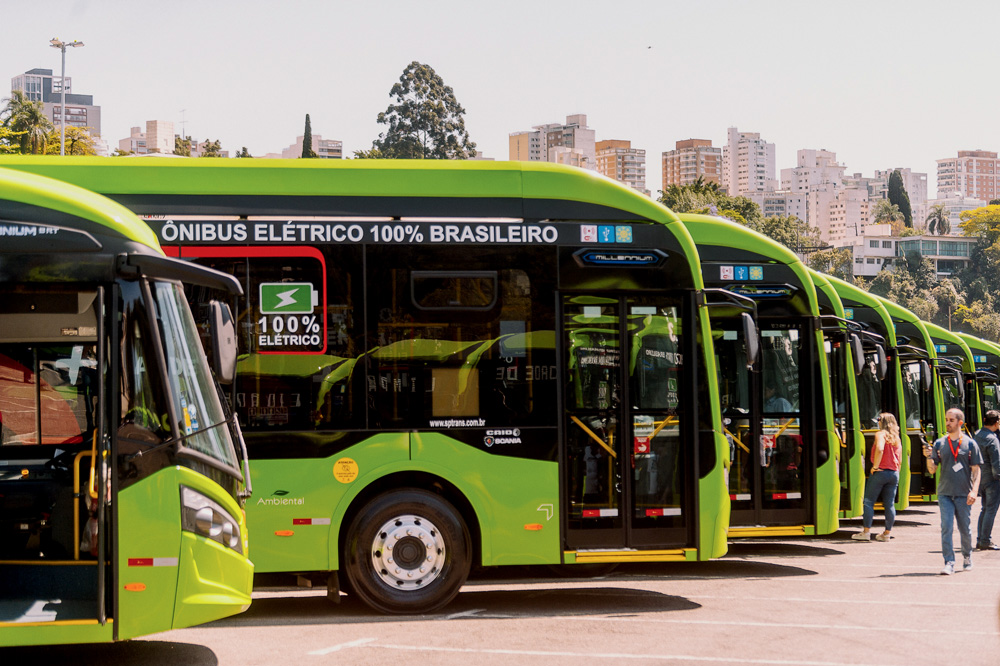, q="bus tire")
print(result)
[343,489,471,614]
